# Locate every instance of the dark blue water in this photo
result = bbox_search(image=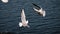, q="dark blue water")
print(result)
[0,0,60,34]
